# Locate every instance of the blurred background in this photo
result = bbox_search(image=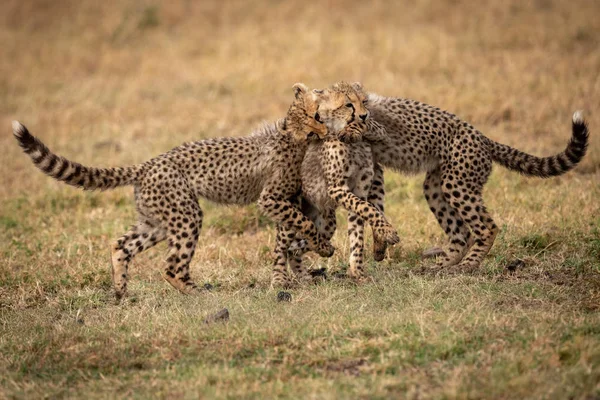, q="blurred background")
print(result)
[2,1,599,175]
